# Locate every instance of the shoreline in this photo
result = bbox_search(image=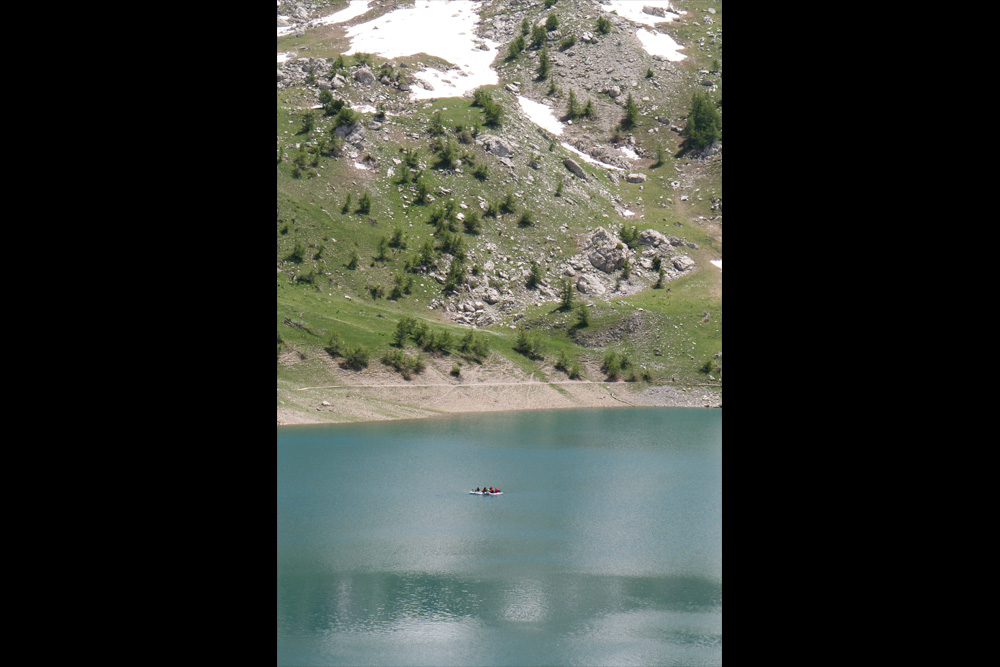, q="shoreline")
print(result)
[278,402,718,429]
[277,376,721,426]
[277,350,720,426]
